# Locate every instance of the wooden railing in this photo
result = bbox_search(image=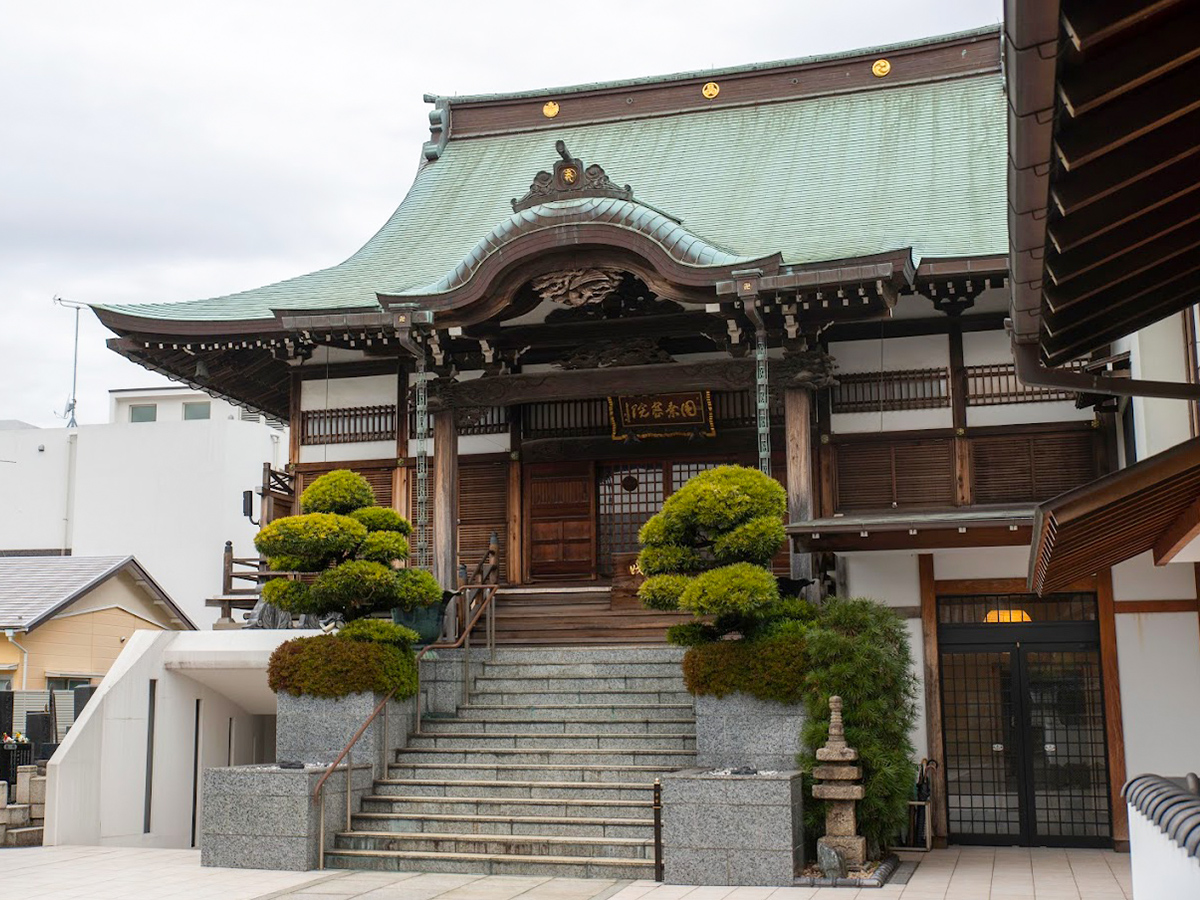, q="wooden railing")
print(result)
[312,536,501,869]
[300,404,397,445]
[965,363,1080,406]
[831,368,950,413]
